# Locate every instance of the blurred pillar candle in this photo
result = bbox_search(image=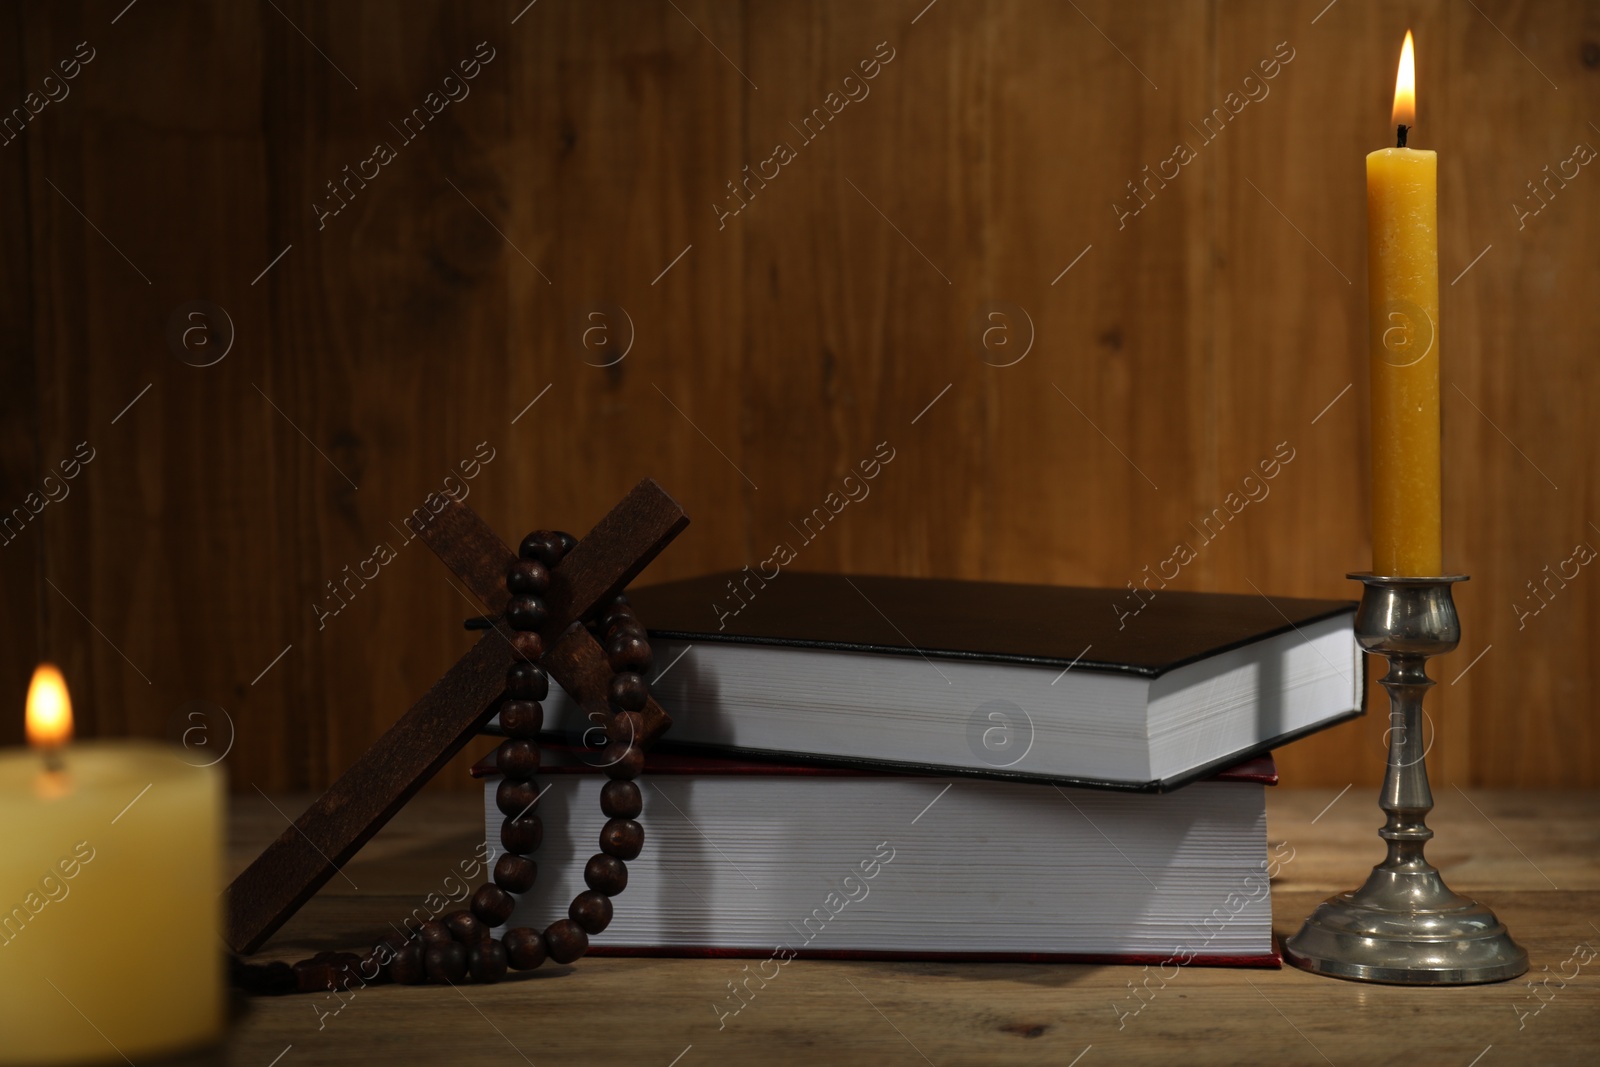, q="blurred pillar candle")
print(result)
[0,665,225,1065]
[1366,30,1443,576]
